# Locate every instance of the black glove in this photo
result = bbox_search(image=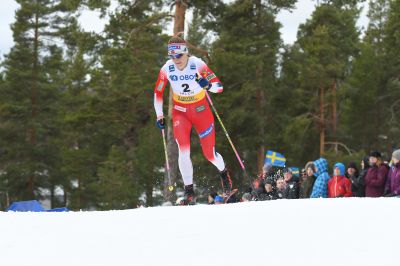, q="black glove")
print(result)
[195,73,211,90]
[156,117,165,129]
